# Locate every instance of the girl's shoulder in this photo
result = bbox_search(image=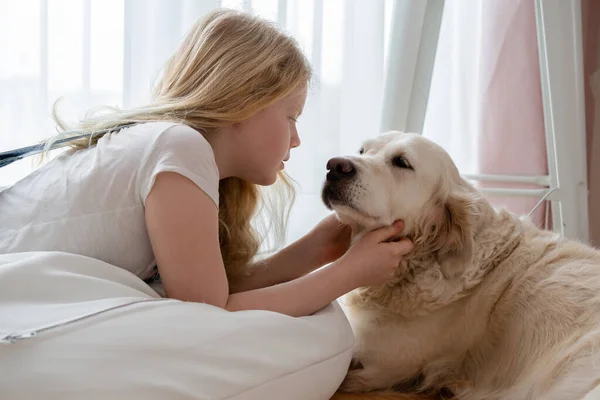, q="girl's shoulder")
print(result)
[106,121,215,164]
[120,121,220,208]
[120,121,205,145]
